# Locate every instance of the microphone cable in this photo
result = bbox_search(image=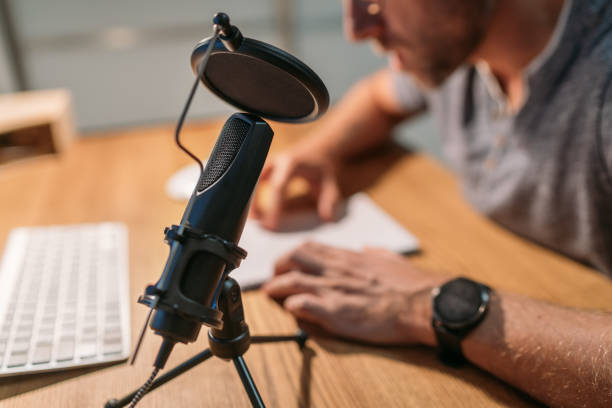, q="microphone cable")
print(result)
[128,367,160,408]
